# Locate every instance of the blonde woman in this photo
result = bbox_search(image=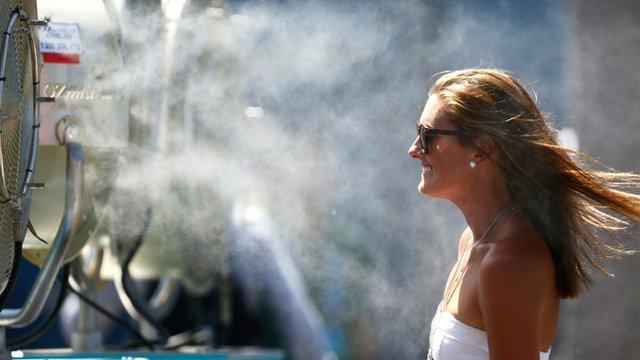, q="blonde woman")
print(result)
[408,69,640,360]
